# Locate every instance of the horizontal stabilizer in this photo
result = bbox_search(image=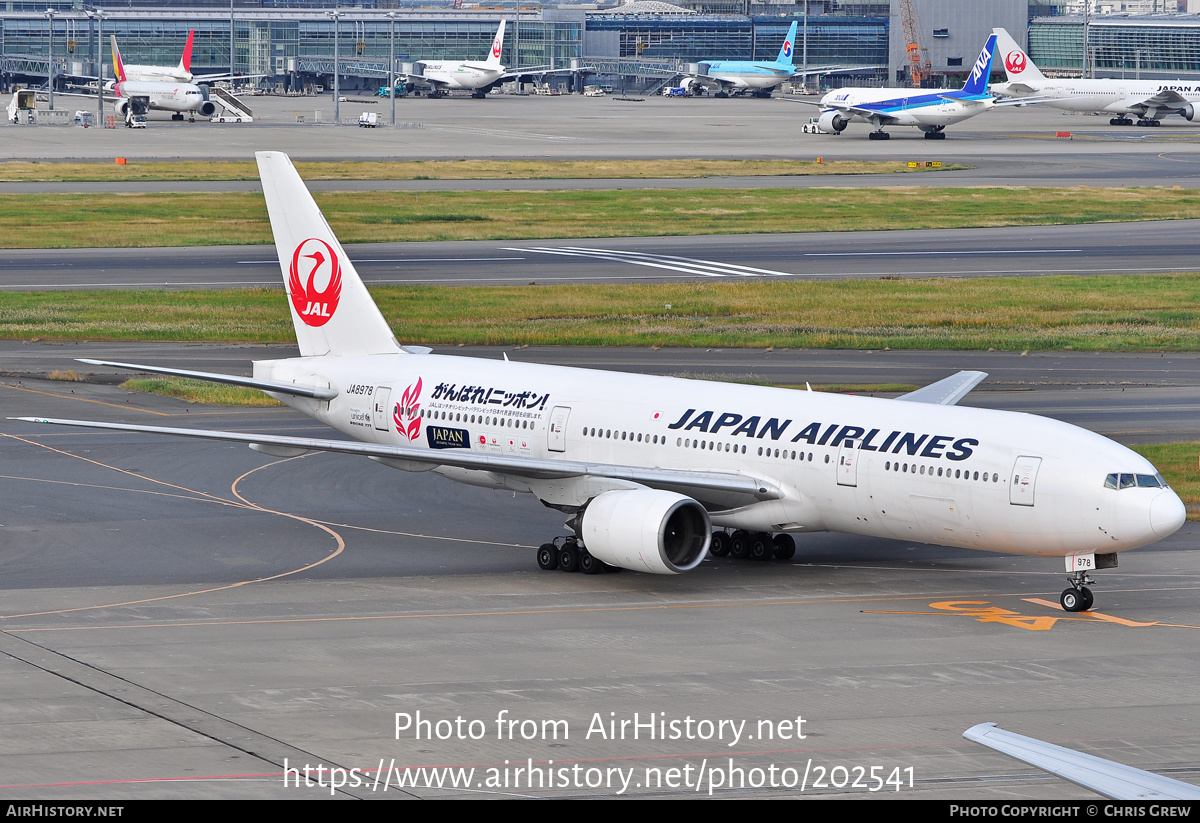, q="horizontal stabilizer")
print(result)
[964,723,1200,800]
[12,417,783,505]
[76,358,338,401]
[897,370,987,406]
